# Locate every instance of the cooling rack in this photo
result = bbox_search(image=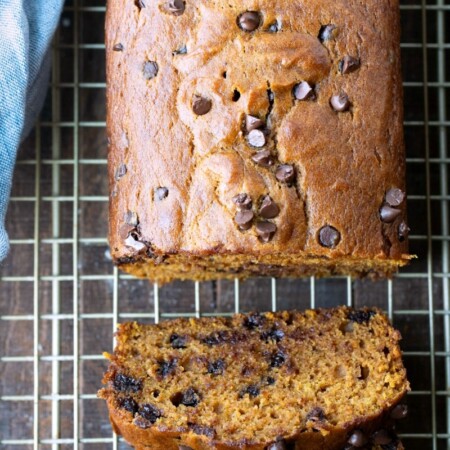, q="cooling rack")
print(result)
[0,0,449,449]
